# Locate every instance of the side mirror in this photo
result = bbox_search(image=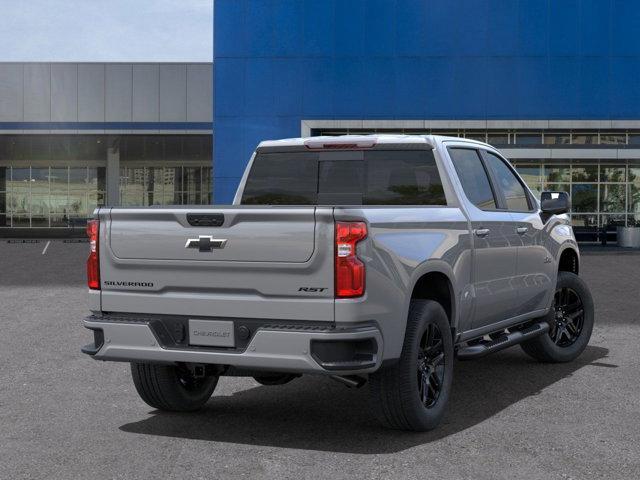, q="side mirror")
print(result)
[541,191,570,215]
